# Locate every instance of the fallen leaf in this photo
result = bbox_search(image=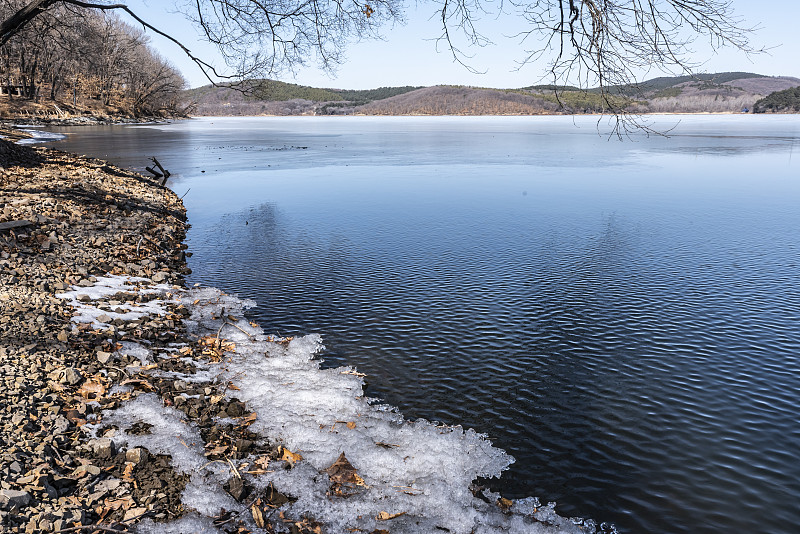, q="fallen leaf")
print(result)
[324,452,368,489]
[498,497,513,511]
[120,377,156,392]
[376,511,406,521]
[121,462,135,482]
[239,412,257,425]
[204,443,229,457]
[104,496,134,511]
[77,375,109,400]
[280,447,303,466]
[251,502,265,528]
[123,507,147,522]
